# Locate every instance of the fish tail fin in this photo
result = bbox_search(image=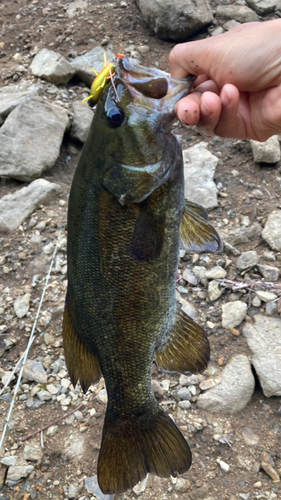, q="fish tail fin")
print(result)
[97,406,191,494]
